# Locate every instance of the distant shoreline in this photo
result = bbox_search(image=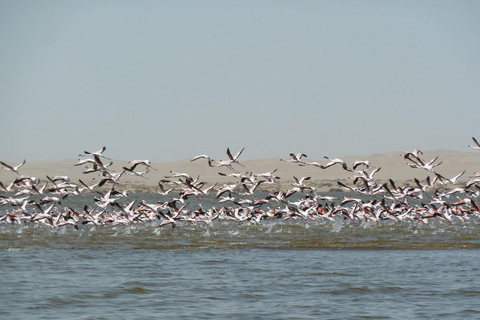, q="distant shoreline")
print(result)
[1,149,478,191]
